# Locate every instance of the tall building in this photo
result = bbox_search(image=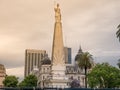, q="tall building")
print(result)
[64,47,72,64]
[24,49,46,77]
[0,64,6,87]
